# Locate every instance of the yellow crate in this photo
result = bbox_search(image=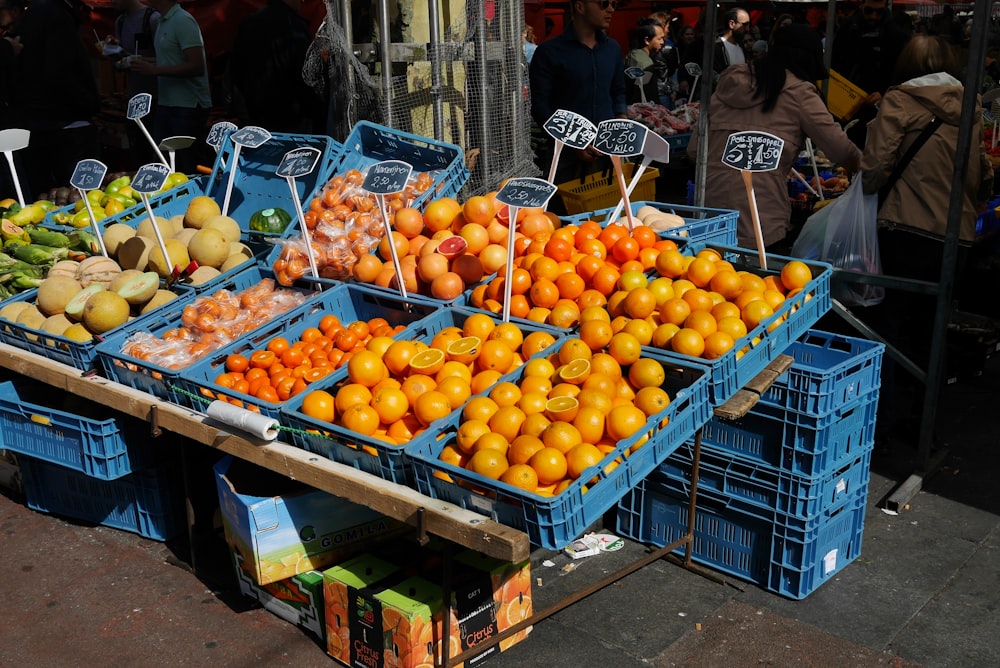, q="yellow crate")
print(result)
[826,70,867,121]
[557,163,659,215]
